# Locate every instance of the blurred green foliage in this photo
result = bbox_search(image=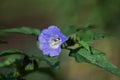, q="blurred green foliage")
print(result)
[0,26,120,80]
